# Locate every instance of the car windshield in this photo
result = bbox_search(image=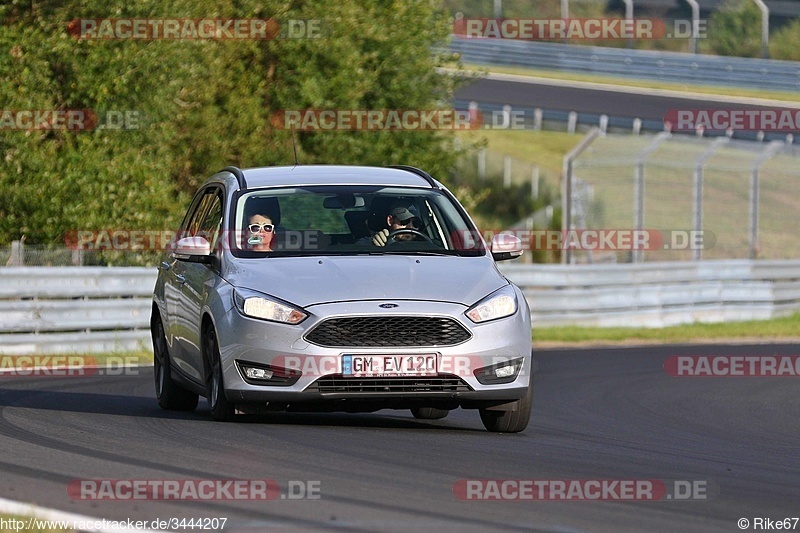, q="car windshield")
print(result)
[230,185,486,258]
